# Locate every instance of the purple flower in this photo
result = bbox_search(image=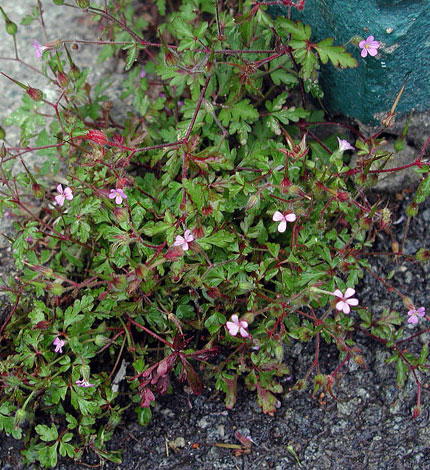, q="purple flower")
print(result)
[55,184,73,206]
[272,210,296,233]
[140,68,146,78]
[226,314,249,338]
[109,188,127,205]
[407,306,426,325]
[359,36,380,58]
[333,288,359,314]
[33,40,47,59]
[52,337,65,353]
[173,229,194,251]
[75,378,95,388]
[337,137,354,152]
